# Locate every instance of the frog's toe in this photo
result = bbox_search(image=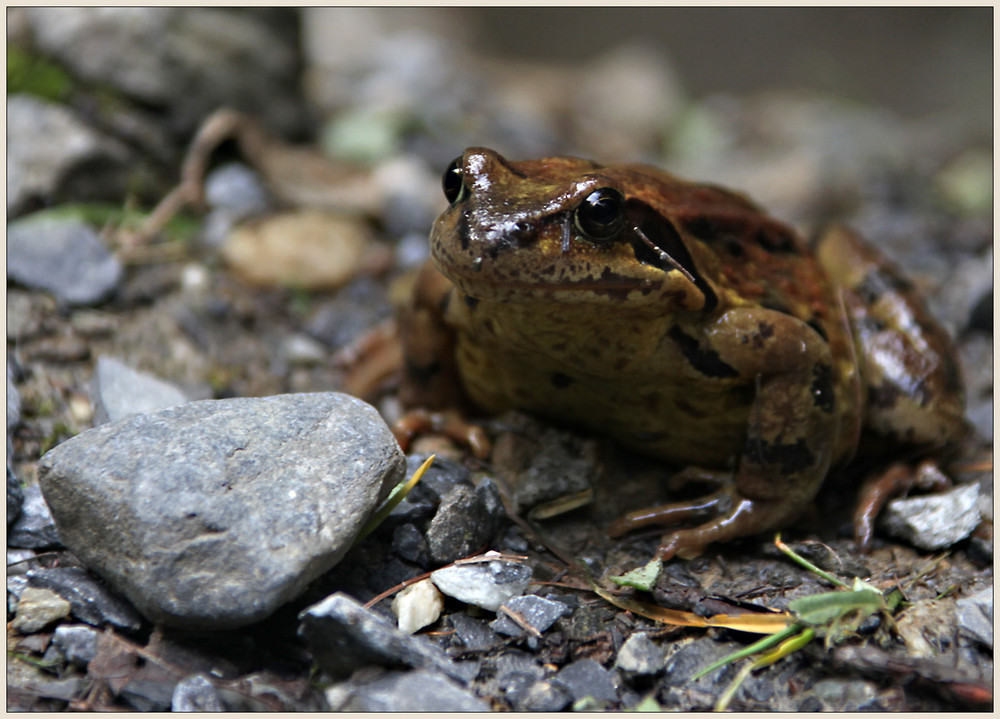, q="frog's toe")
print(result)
[607,489,732,538]
[392,408,491,460]
[853,460,952,552]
